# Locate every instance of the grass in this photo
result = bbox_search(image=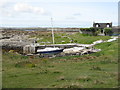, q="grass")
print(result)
[30,32,110,44]
[2,33,118,88]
